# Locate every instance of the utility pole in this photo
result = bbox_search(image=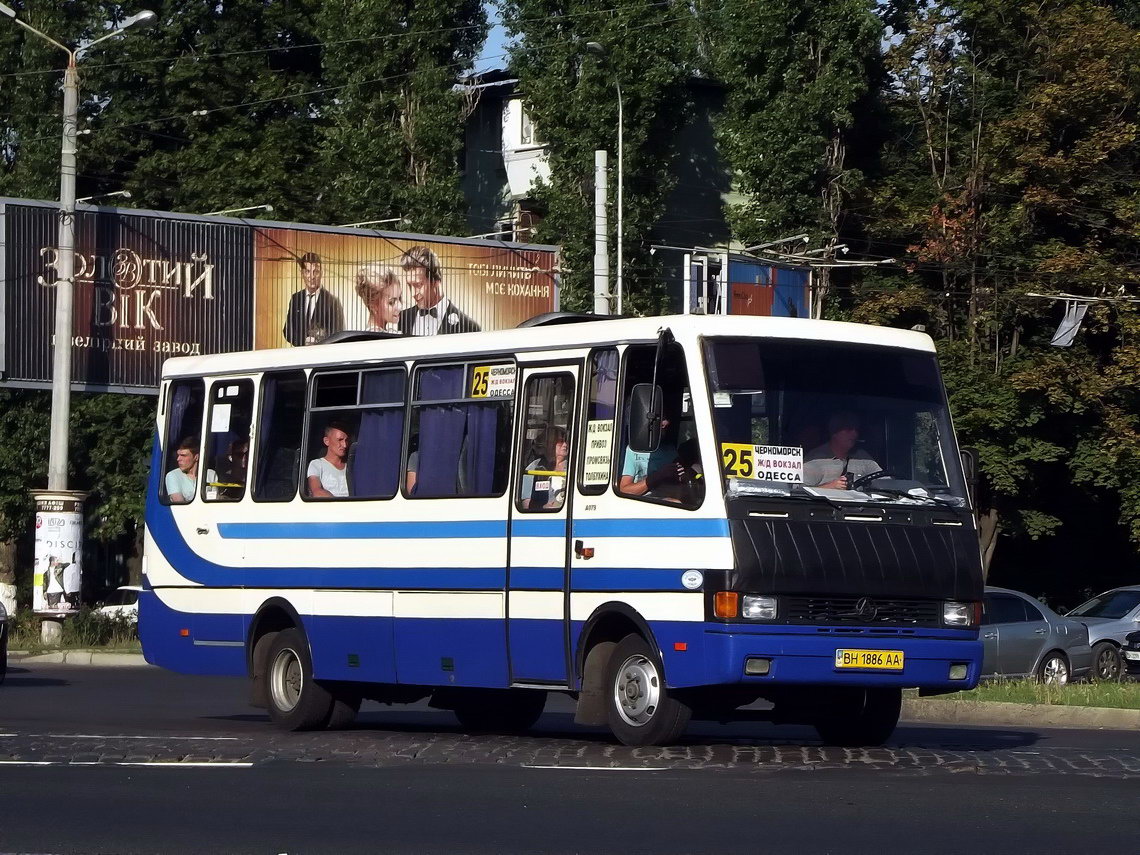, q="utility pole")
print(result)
[593,150,611,315]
